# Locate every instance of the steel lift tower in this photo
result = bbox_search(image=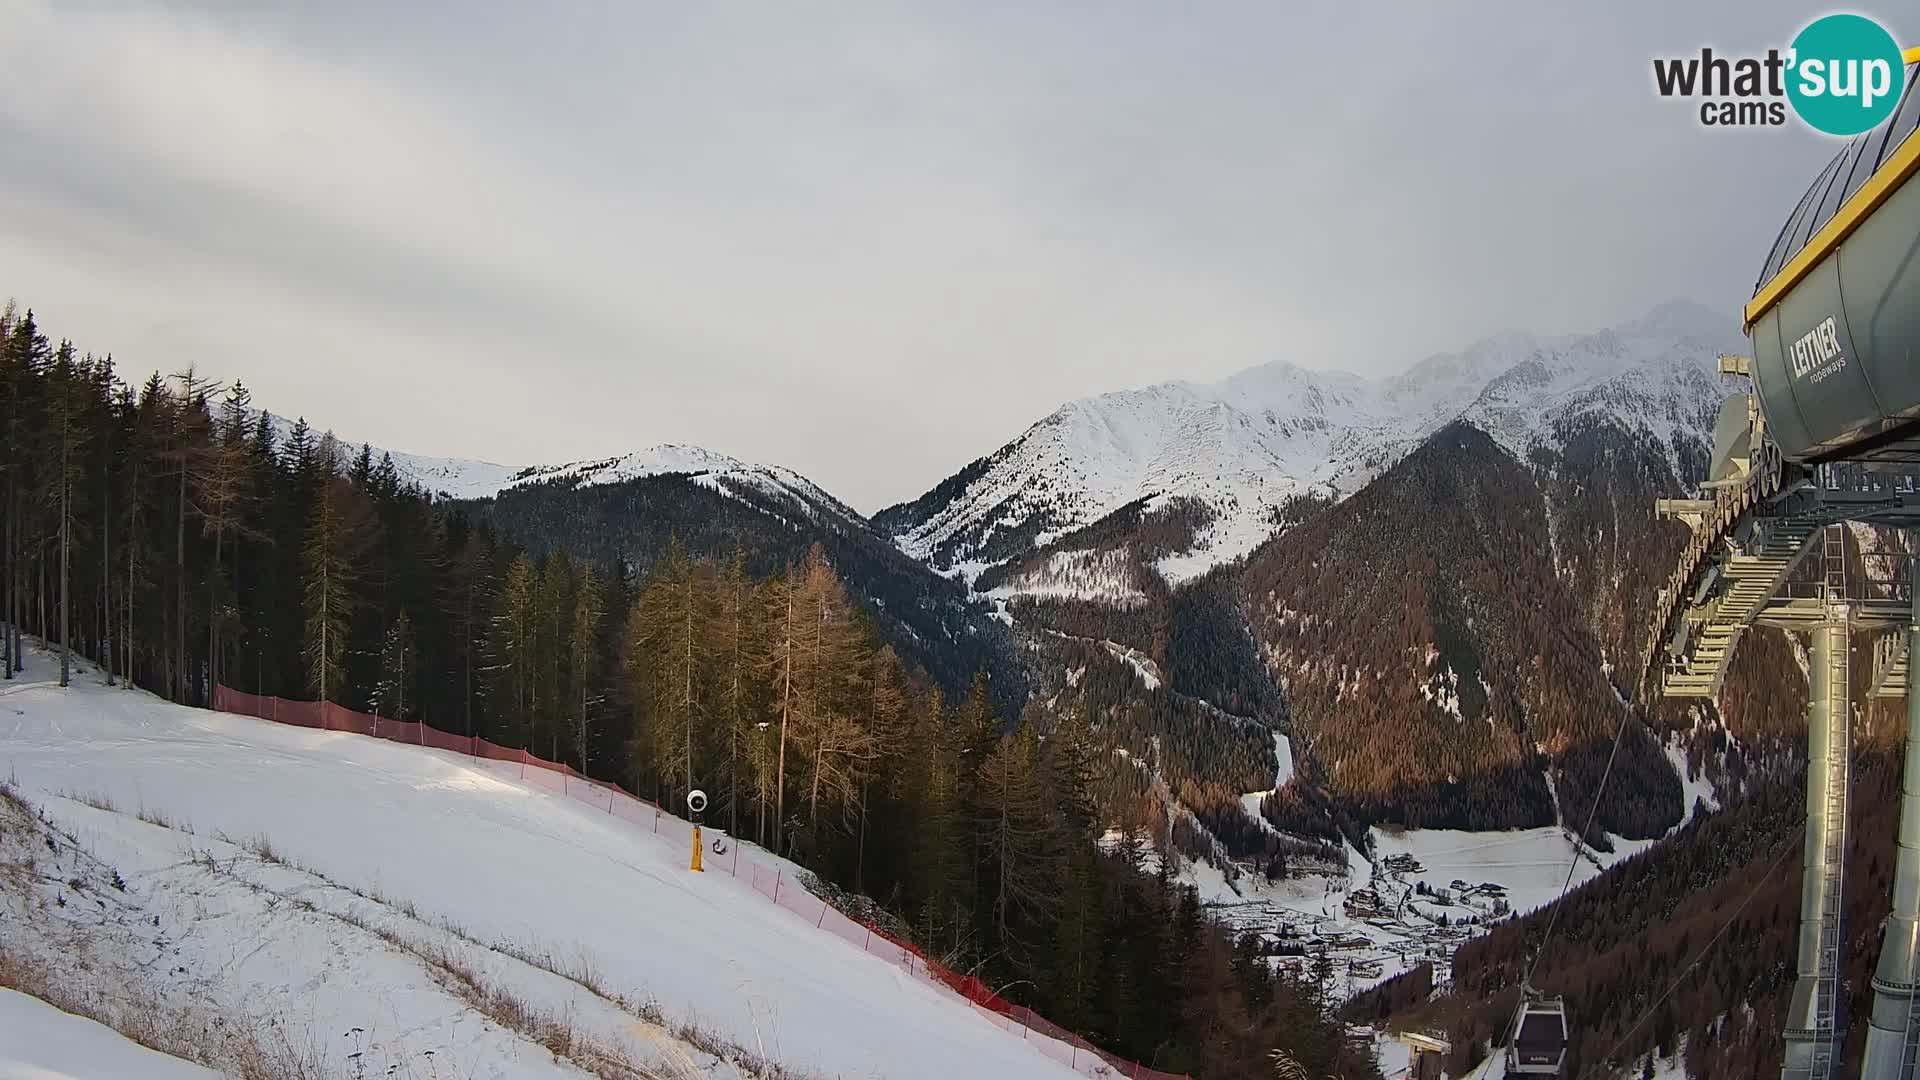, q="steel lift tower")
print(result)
[1647,53,1920,1080]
